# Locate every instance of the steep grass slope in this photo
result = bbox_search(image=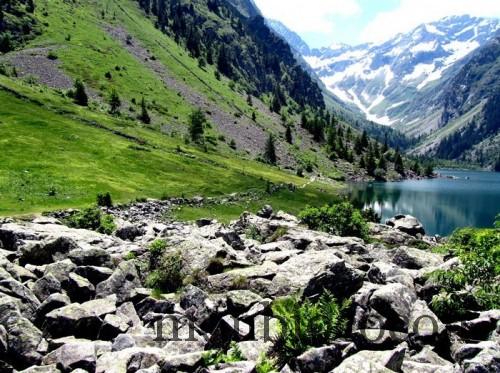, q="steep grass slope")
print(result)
[0,0,346,215]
